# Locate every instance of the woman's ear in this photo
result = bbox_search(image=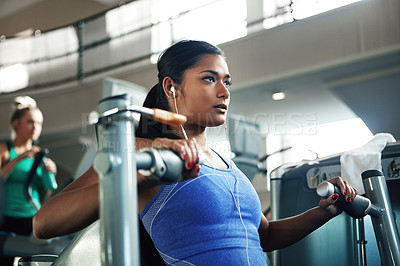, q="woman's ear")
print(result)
[12,120,19,132]
[162,77,176,99]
